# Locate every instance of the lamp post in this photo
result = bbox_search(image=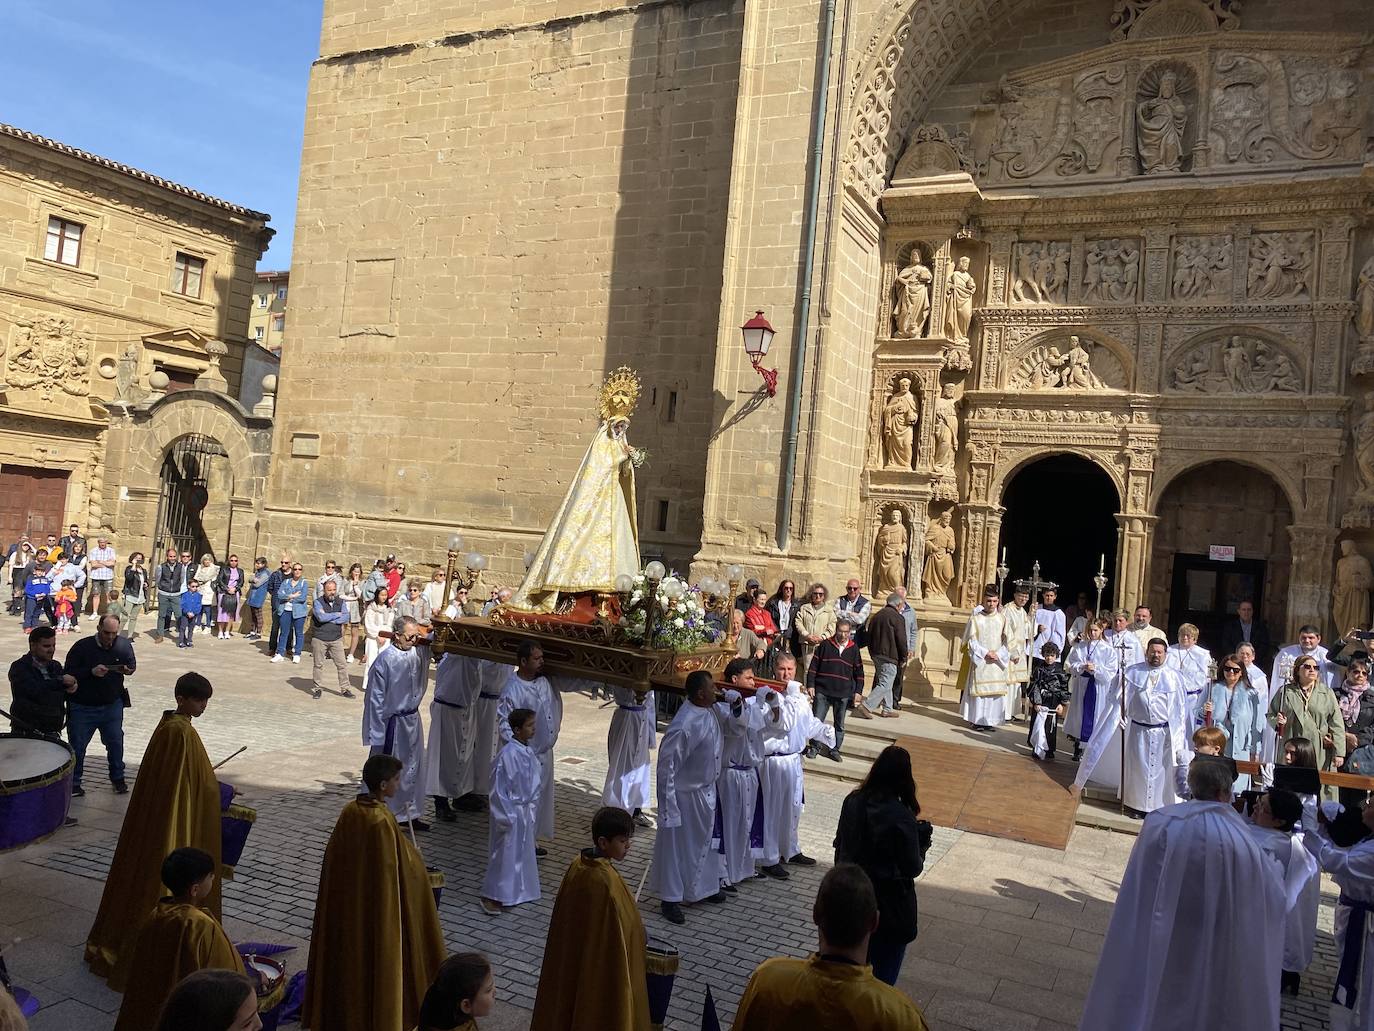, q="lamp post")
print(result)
[995,546,1010,600]
[441,532,488,615]
[644,561,666,644]
[741,311,778,397]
